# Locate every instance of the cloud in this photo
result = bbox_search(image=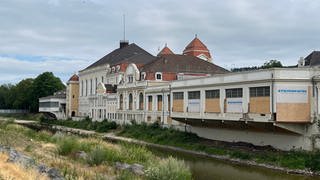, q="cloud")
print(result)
[0,0,320,84]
